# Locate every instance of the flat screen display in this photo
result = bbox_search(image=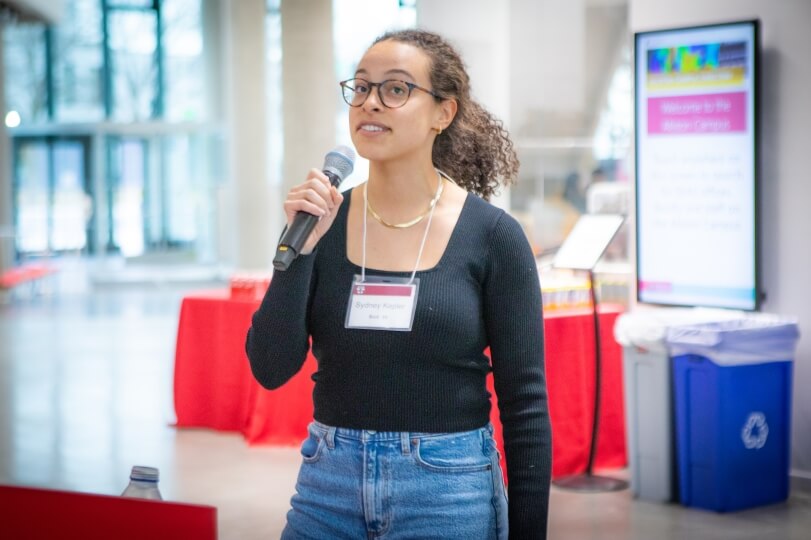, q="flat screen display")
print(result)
[634,20,760,310]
